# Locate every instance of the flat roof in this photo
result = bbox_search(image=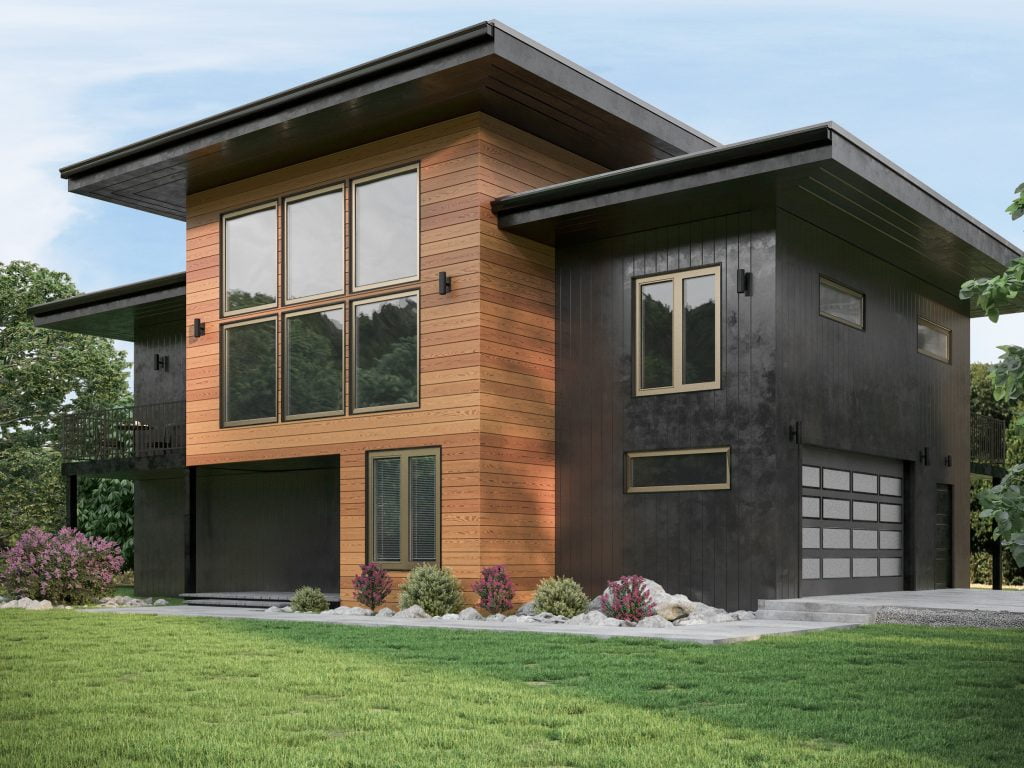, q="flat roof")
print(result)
[60,21,716,220]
